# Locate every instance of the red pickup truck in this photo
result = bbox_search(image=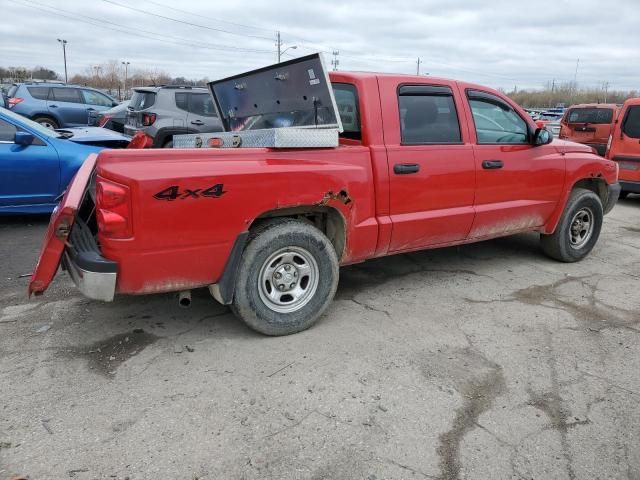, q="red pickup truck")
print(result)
[30,56,620,336]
